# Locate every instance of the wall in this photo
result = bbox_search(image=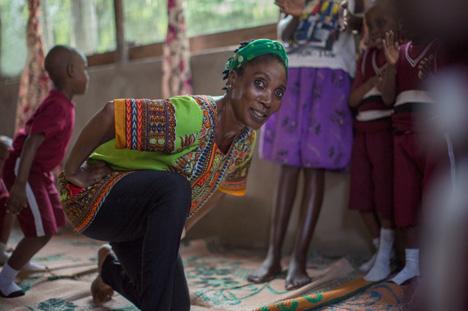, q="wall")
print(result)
[0,47,371,258]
